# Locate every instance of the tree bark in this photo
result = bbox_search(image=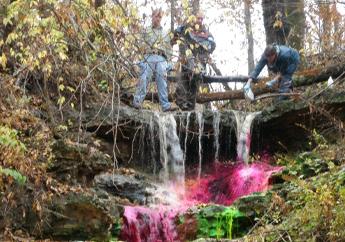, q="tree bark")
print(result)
[94,0,105,9]
[244,0,254,73]
[285,0,305,51]
[170,0,176,32]
[262,0,290,45]
[190,0,200,15]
